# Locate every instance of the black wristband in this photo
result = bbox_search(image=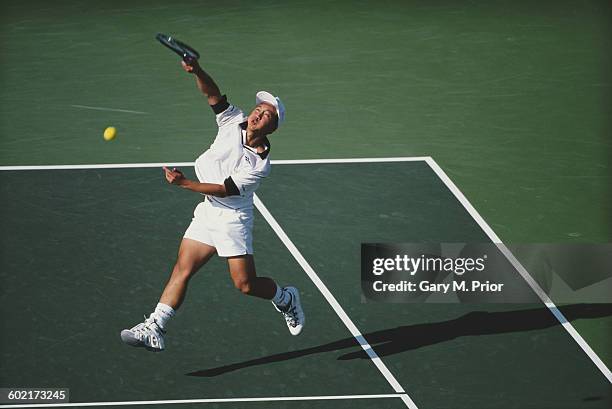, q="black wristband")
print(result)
[211,95,230,114]
[223,176,240,196]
